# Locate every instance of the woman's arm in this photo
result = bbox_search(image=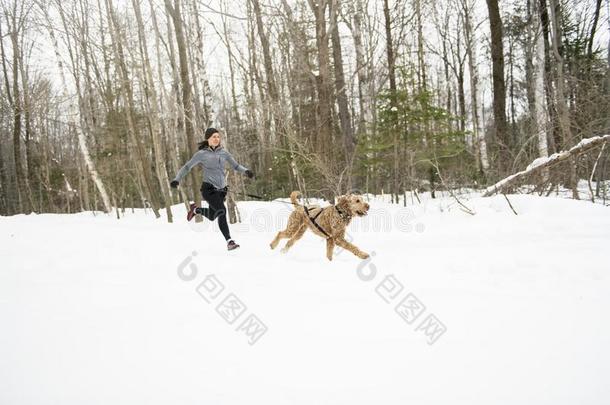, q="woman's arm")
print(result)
[224,150,248,174]
[172,151,203,183]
